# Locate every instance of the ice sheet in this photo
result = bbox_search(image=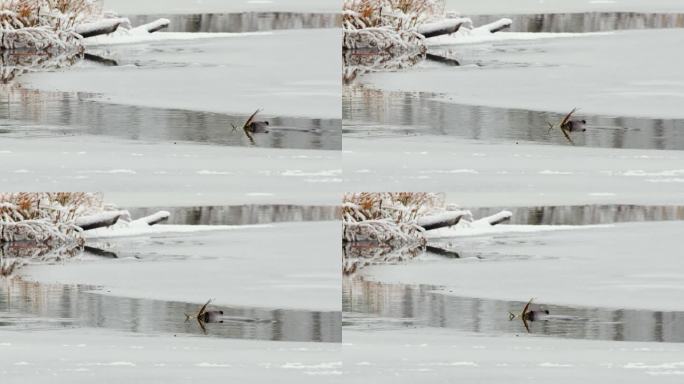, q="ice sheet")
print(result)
[343,136,684,207]
[20,29,342,119]
[362,29,684,119]
[444,0,684,14]
[360,221,684,311]
[0,328,341,383]
[344,328,684,383]
[0,136,341,207]
[24,221,341,312]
